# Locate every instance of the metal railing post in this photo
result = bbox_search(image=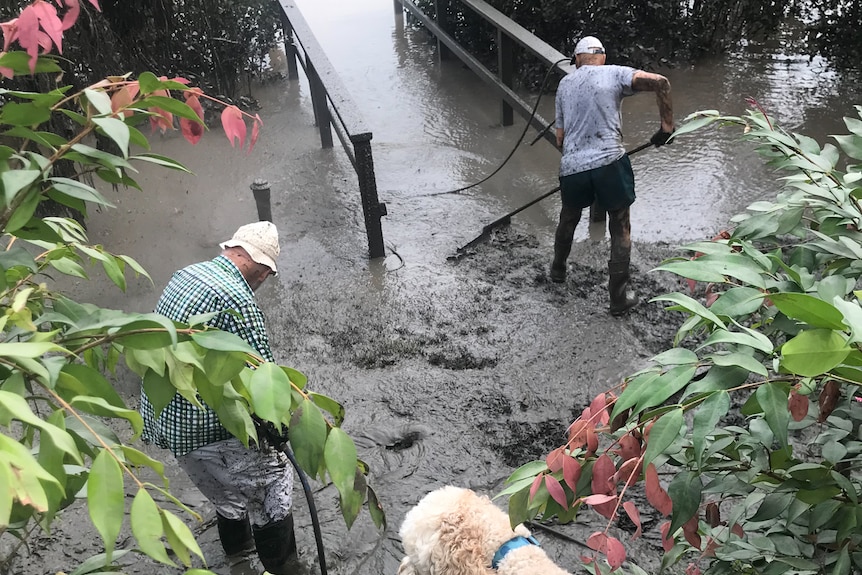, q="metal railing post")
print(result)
[435,0,454,61]
[394,0,403,17]
[307,60,333,149]
[498,29,514,126]
[278,8,299,80]
[352,137,387,259]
